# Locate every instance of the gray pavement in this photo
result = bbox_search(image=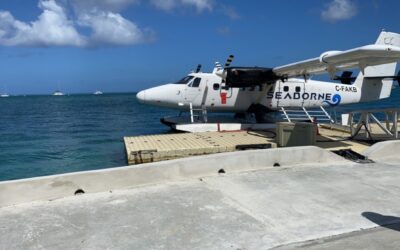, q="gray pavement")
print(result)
[274,223,400,249]
[1,160,400,249]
